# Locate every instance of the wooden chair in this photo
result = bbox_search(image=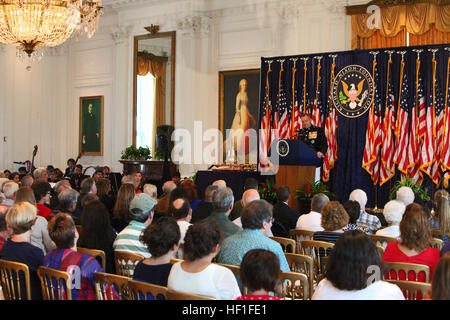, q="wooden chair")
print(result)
[128,279,168,300]
[93,272,129,300]
[279,271,310,300]
[300,240,334,284]
[376,245,385,256]
[431,229,450,239]
[77,247,106,271]
[369,234,398,249]
[170,258,184,264]
[430,238,444,251]
[37,266,72,300]
[284,253,314,298]
[114,251,144,277]
[386,279,432,300]
[0,259,31,300]
[270,236,296,253]
[166,290,216,300]
[384,262,431,283]
[289,229,315,254]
